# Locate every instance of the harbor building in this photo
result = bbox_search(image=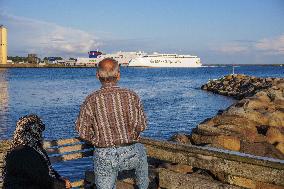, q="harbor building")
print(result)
[0,25,7,64]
